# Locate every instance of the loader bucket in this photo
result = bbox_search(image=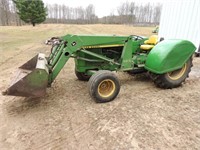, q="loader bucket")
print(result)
[3,53,49,97]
